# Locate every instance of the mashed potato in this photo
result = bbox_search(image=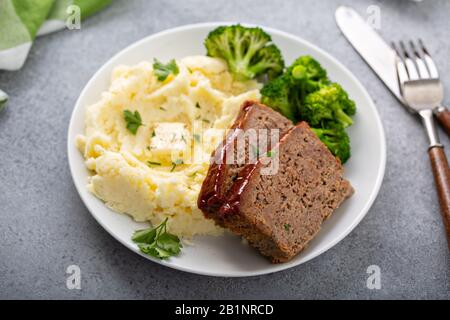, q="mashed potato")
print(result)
[76,56,261,237]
